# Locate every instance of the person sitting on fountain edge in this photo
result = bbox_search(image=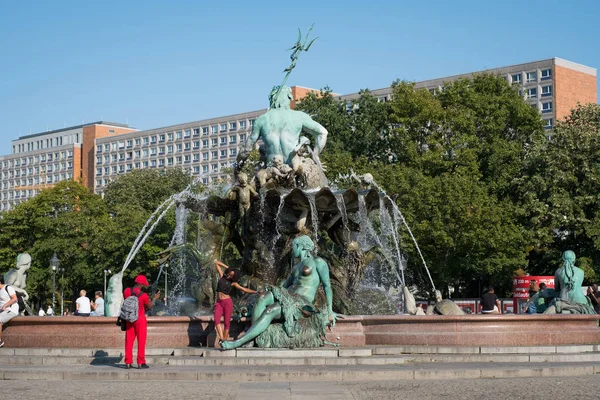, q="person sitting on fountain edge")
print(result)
[220,235,338,350]
[214,260,260,342]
